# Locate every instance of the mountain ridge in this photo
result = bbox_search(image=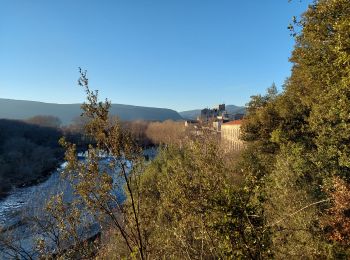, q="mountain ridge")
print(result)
[0,98,183,124]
